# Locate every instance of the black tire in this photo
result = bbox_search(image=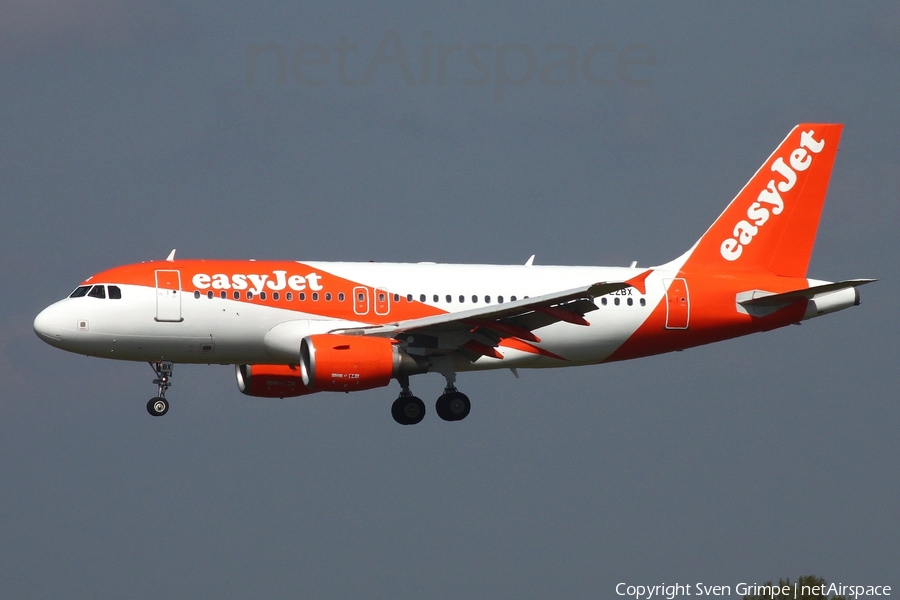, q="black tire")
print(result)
[391,396,425,425]
[437,391,470,421]
[435,395,451,421]
[147,397,169,417]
